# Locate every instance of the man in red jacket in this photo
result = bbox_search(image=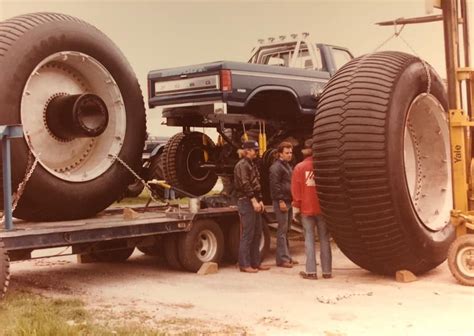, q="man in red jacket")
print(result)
[291,139,332,280]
